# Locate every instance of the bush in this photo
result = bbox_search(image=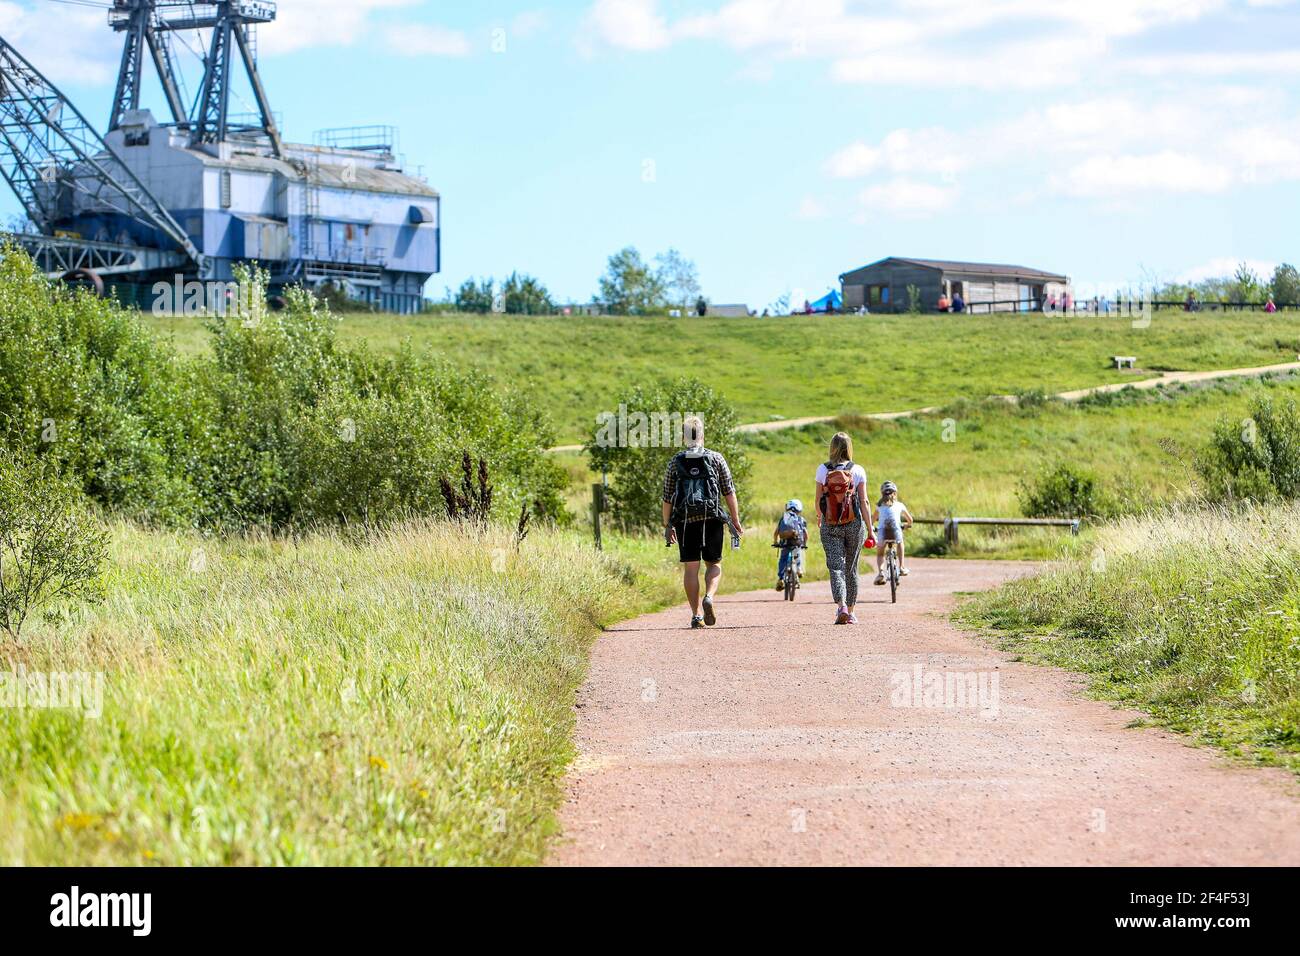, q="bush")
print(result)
[586,378,750,531]
[0,242,205,525]
[0,449,108,639]
[454,277,495,314]
[0,247,568,531]
[1196,394,1300,502]
[1018,463,1105,518]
